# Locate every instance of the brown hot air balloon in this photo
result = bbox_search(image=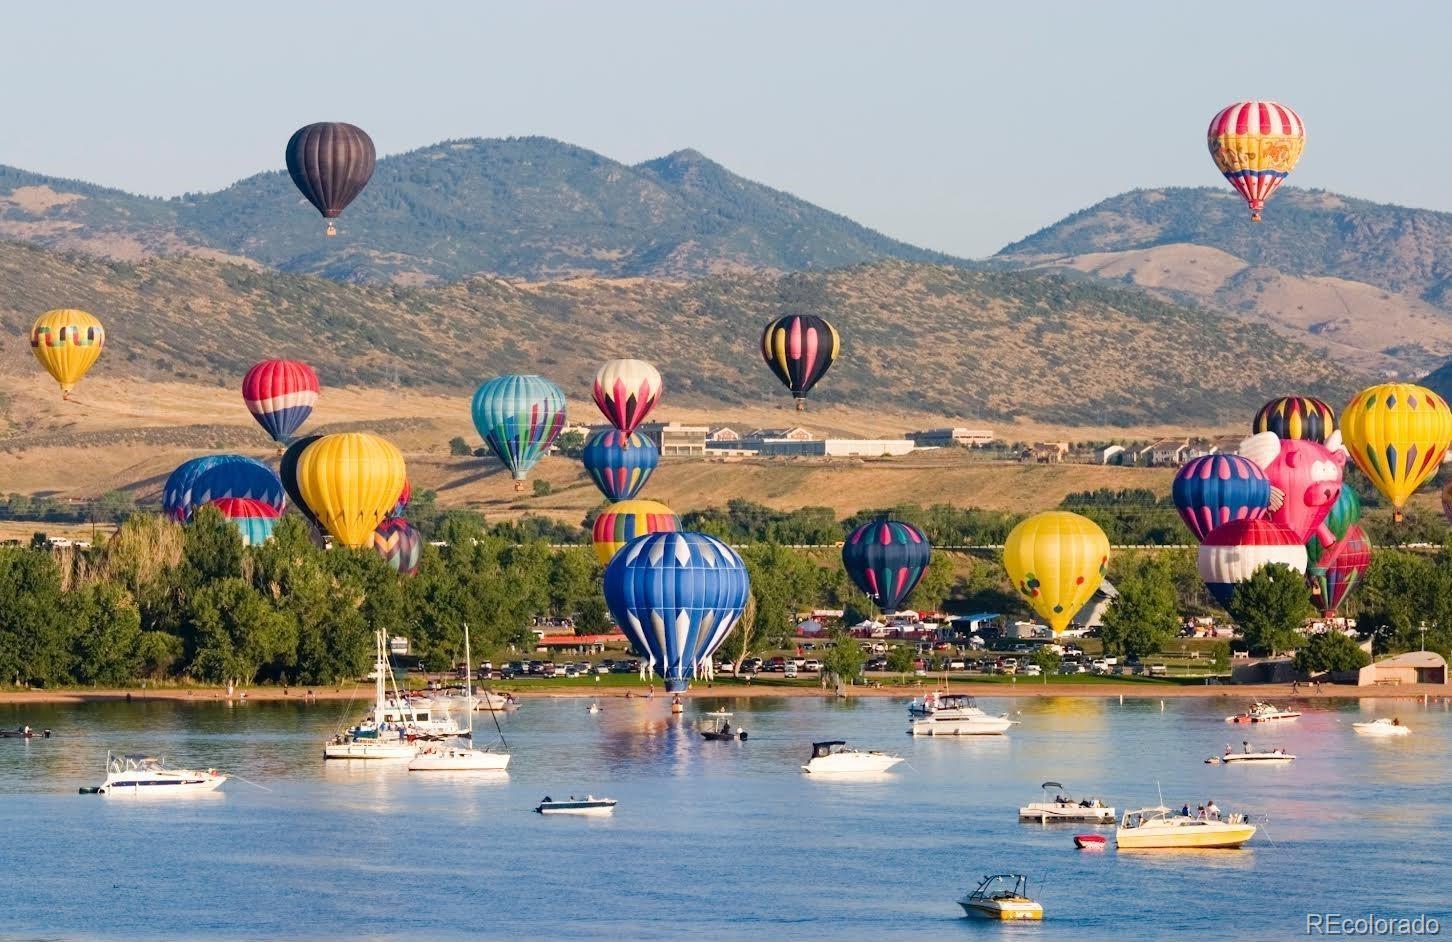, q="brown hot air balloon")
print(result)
[284,122,376,236]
